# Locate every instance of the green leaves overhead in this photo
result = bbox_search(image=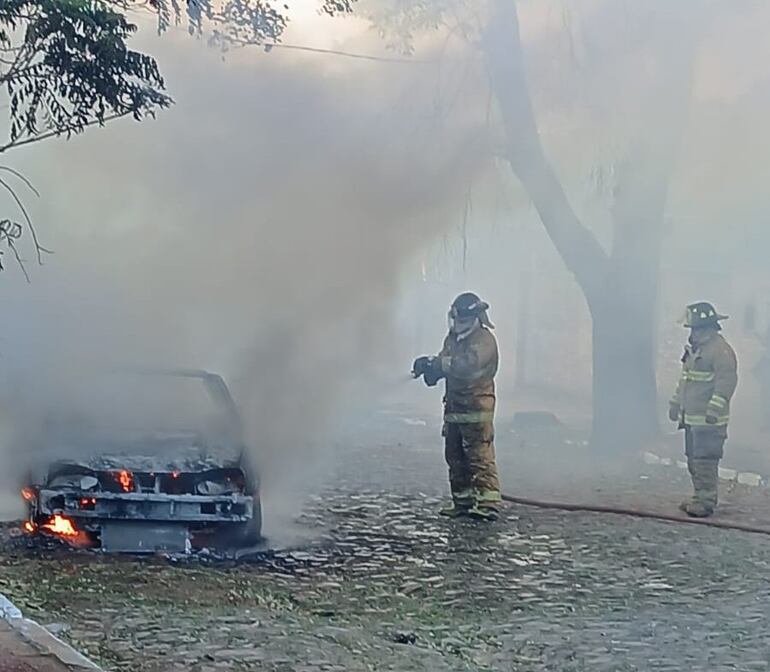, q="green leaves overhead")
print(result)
[0,1,171,146]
